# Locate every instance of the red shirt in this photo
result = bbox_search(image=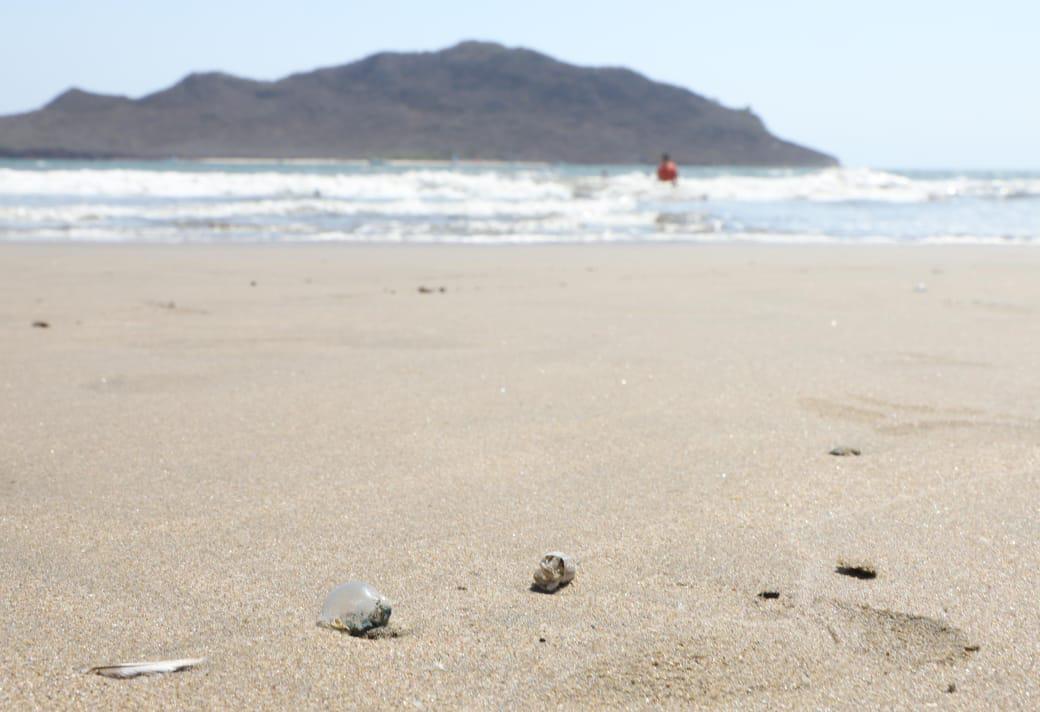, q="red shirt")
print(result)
[657,161,678,182]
